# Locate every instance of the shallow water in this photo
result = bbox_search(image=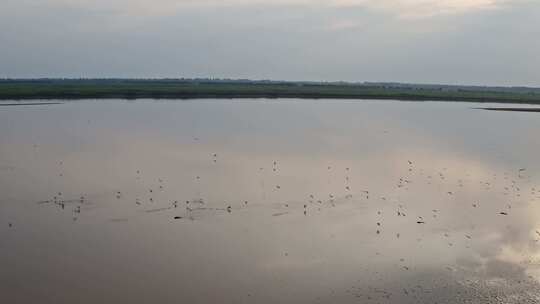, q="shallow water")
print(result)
[1,99,540,303]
